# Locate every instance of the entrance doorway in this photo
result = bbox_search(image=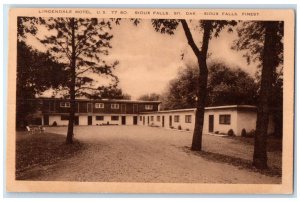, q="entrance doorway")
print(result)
[143,116,145,125]
[133,116,138,125]
[88,116,92,125]
[169,115,172,127]
[209,115,214,133]
[122,116,126,125]
[43,115,49,125]
[75,116,79,125]
[162,116,165,127]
